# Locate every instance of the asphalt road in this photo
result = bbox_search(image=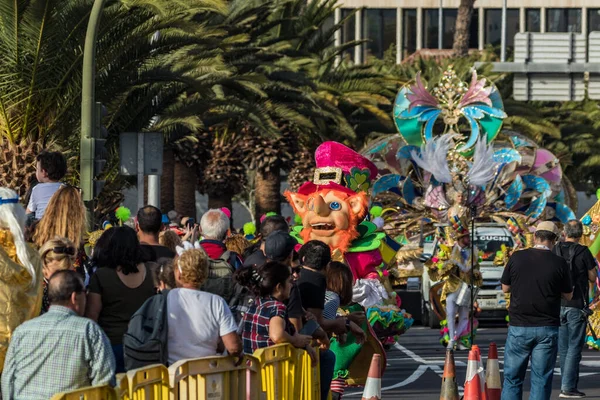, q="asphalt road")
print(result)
[344,324,600,399]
